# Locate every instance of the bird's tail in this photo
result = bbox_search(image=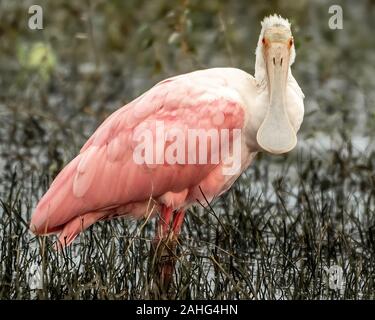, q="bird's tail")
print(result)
[30,155,83,236]
[54,211,105,248]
